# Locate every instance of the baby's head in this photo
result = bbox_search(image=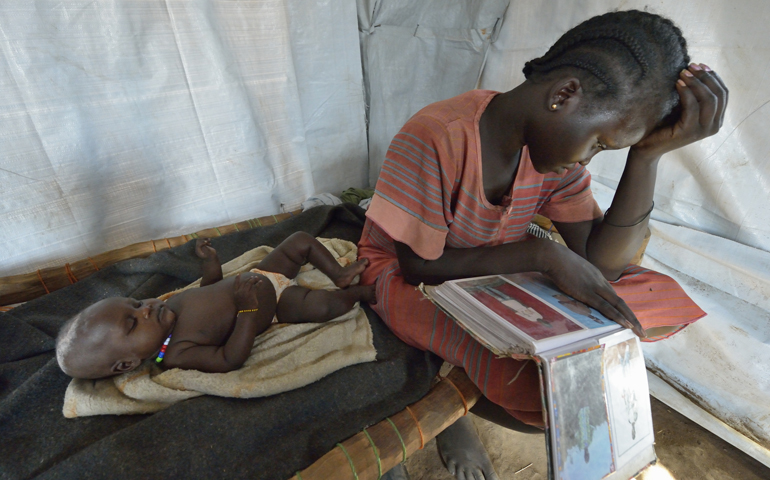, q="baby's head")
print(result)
[56,297,176,379]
